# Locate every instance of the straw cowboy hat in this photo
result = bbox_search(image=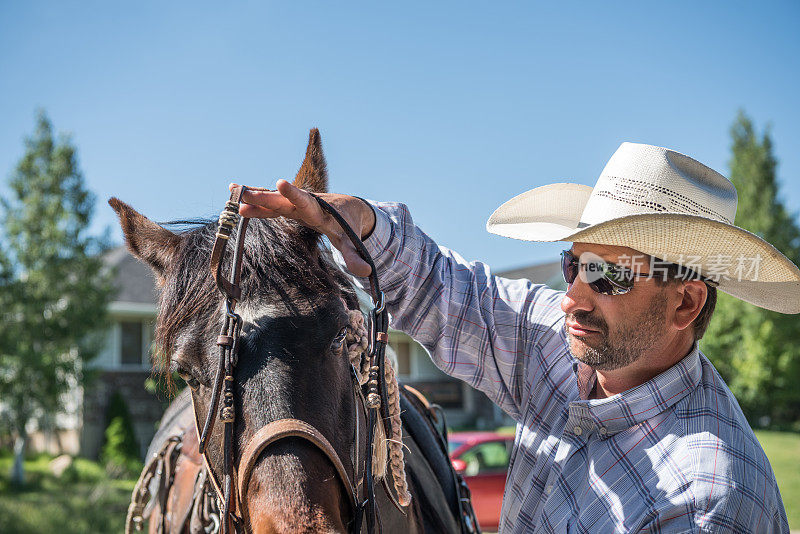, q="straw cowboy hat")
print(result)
[486,142,800,314]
